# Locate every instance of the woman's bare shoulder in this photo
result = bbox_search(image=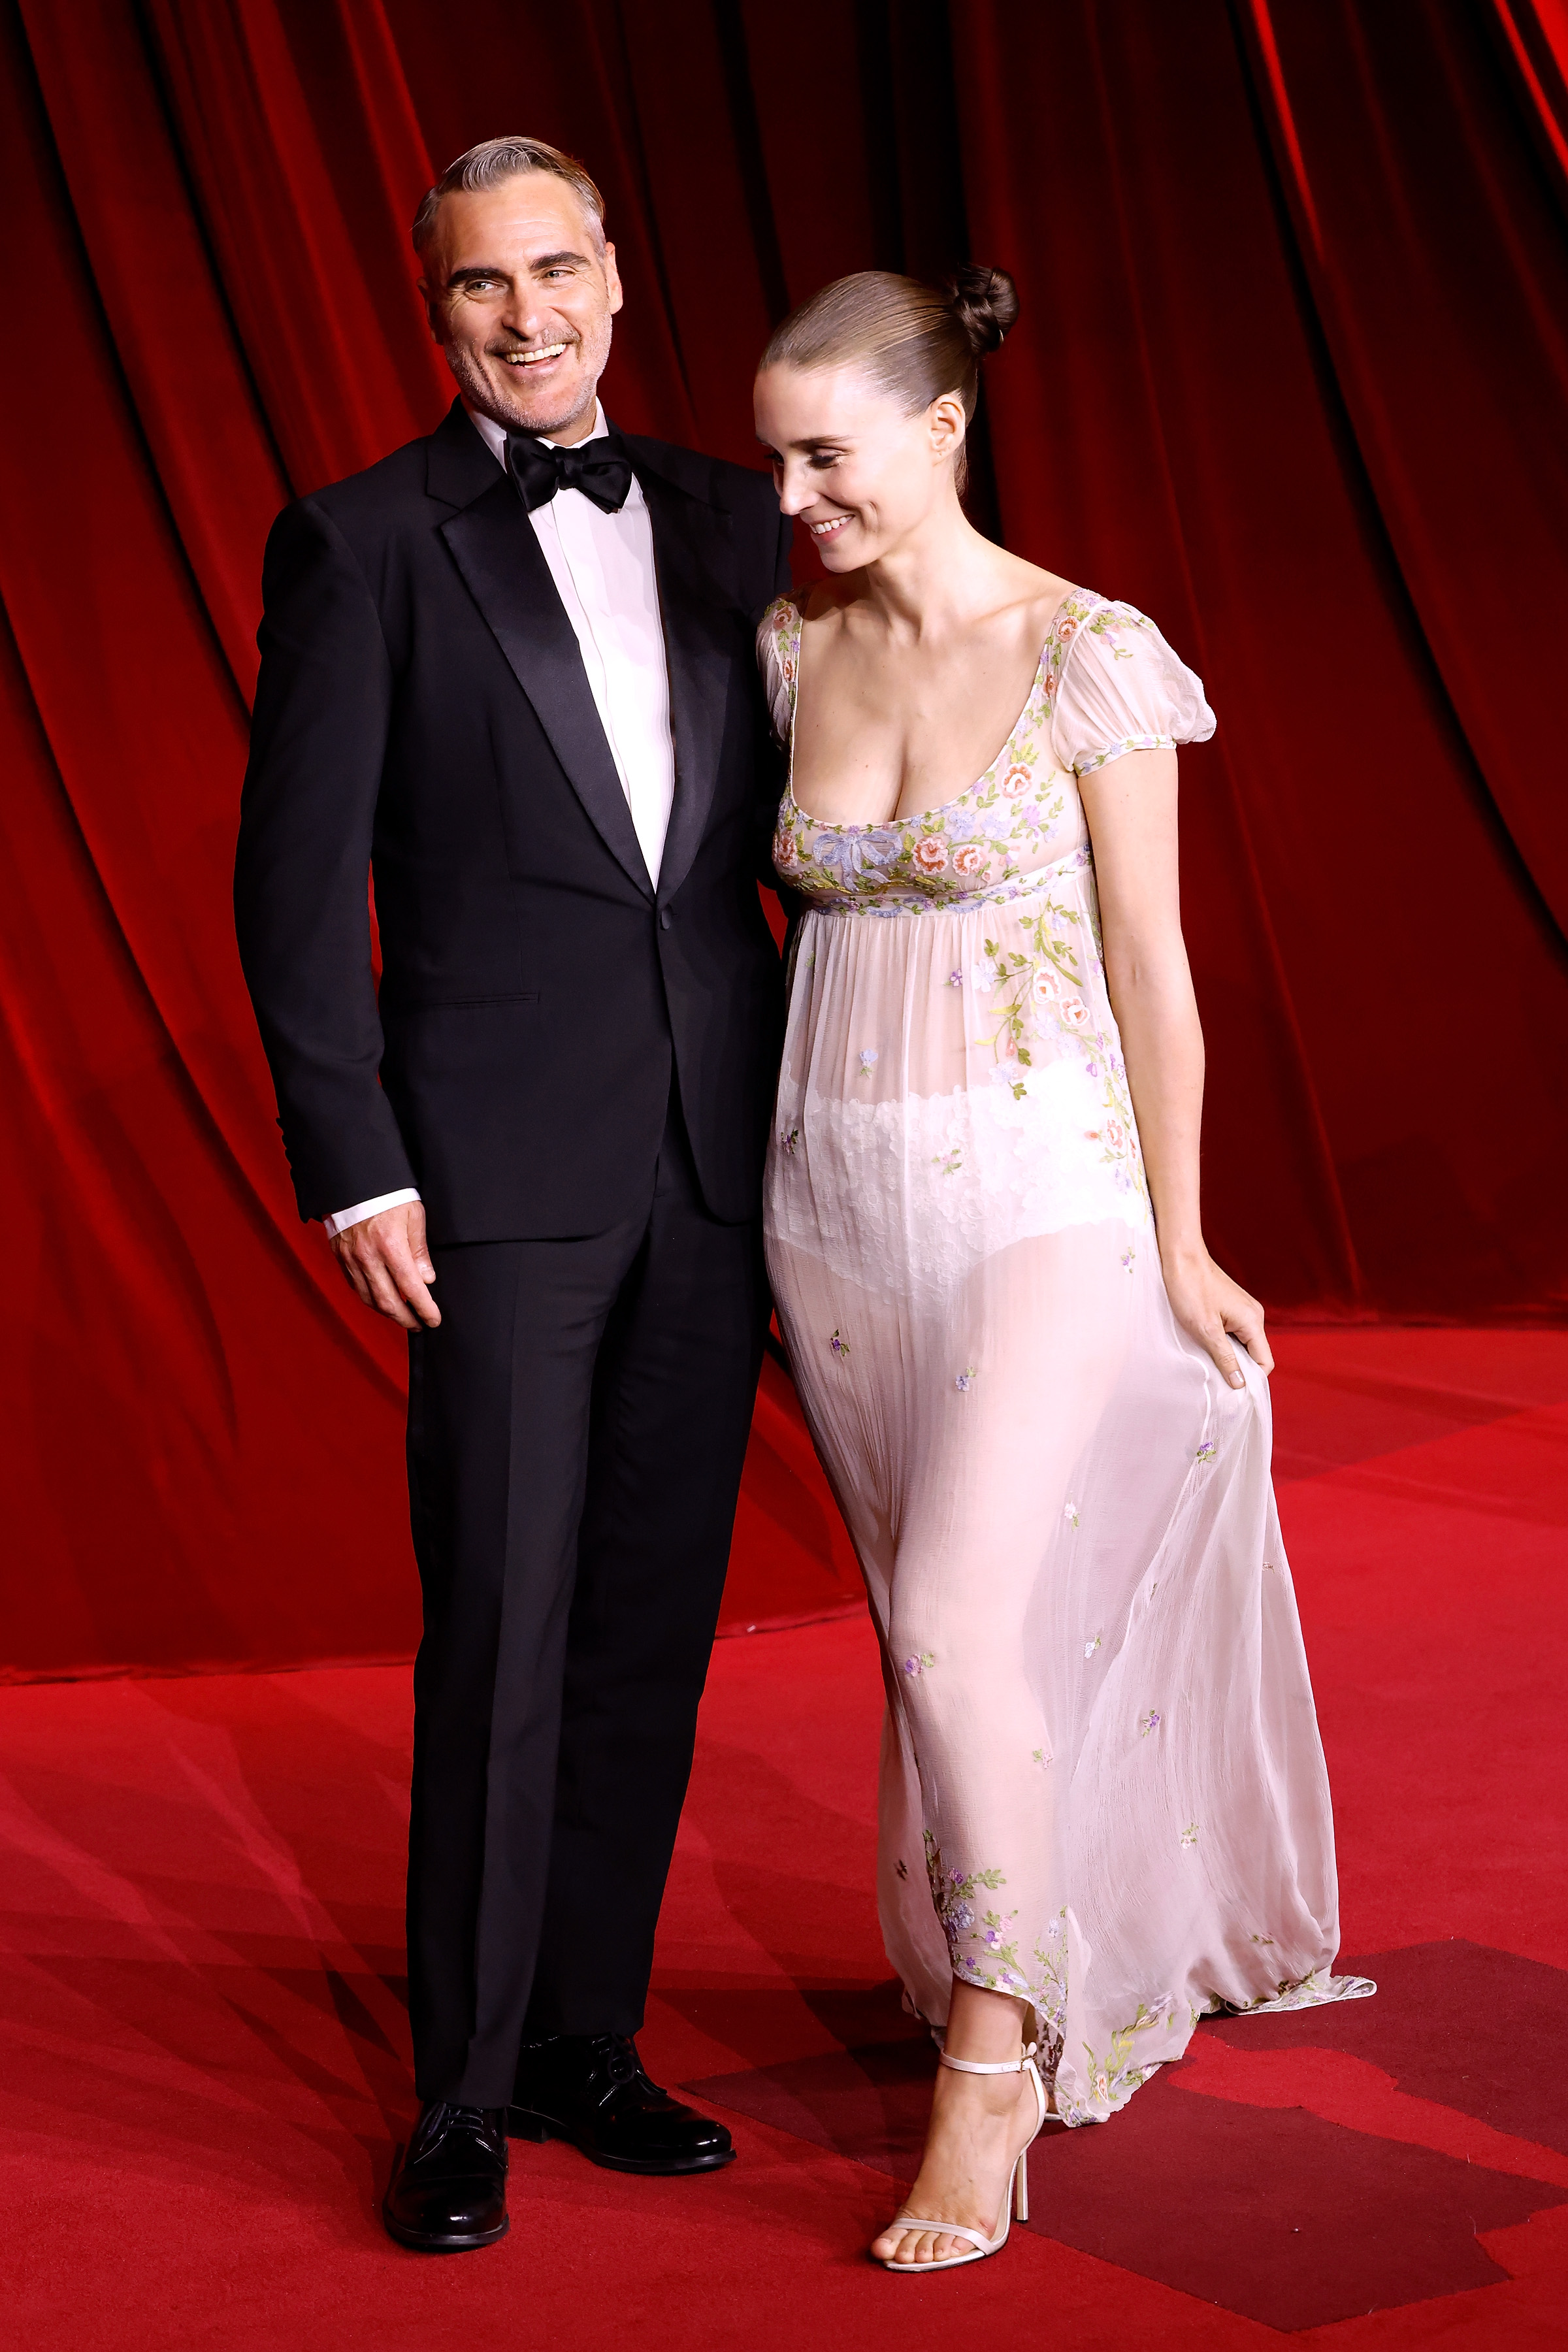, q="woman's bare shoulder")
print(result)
[994,552,1078,629]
